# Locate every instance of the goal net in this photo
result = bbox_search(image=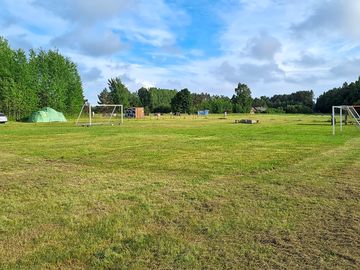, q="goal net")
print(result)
[76,102,123,126]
